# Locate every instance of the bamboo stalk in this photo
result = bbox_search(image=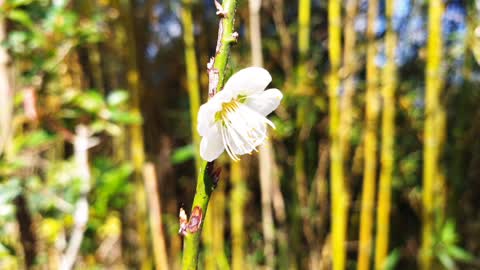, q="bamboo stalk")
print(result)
[181,1,238,269]
[421,0,444,269]
[327,1,348,270]
[248,0,276,268]
[0,0,12,156]
[270,0,293,76]
[230,161,246,270]
[357,0,380,269]
[340,0,358,160]
[212,178,229,270]
[374,0,397,268]
[143,163,170,270]
[181,0,202,172]
[294,0,311,210]
[115,0,151,268]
